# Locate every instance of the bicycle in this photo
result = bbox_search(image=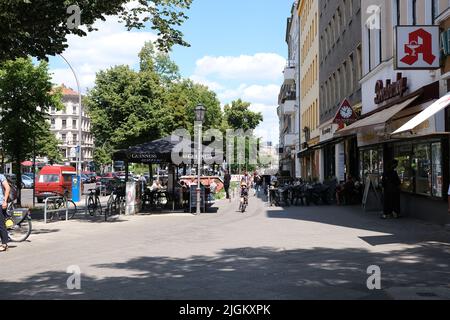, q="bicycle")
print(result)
[5,203,32,242]
[87,188,102,216]
[105,186,125,221]
[239,193,249,213]
[45,195,78,221]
